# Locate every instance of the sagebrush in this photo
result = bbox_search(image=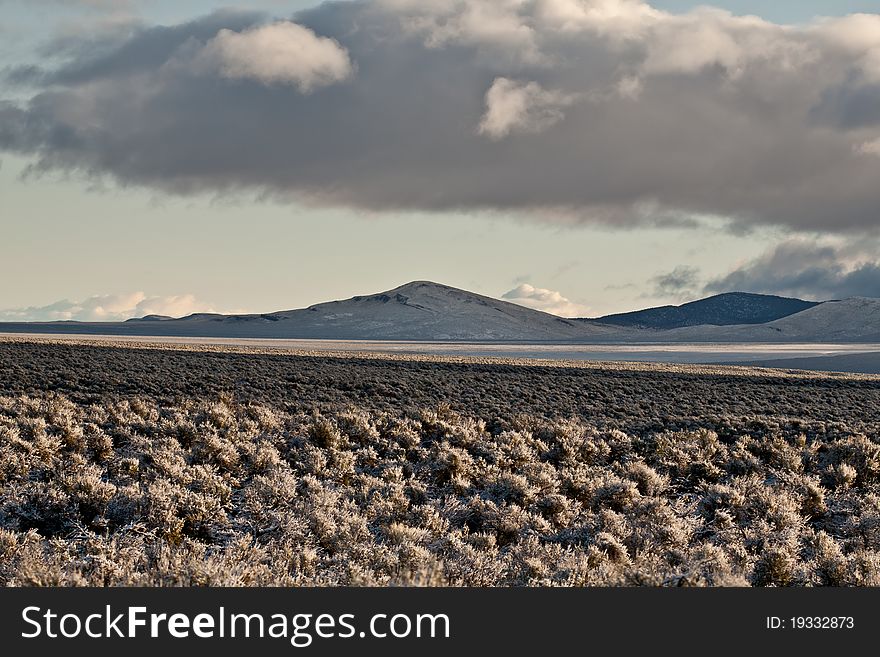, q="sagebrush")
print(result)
[0,341,879,586]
